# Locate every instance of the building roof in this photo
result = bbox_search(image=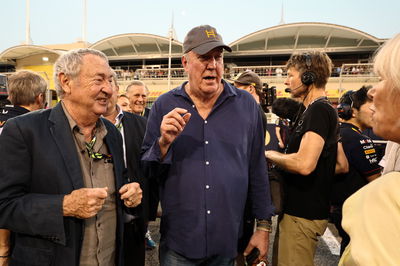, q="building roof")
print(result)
[89,33,183,60]
[0,45,64,62]
[0,22,386,63]
[229,22,385,56]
